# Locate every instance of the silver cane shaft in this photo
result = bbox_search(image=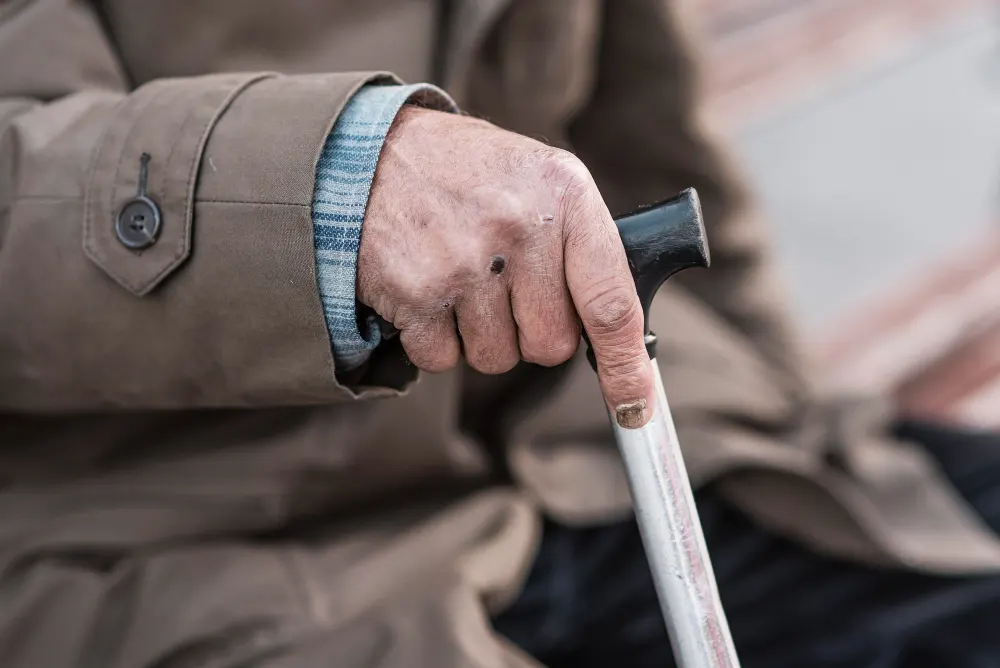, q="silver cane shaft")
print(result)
[600,188,740,667]
[613,363,739,668]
